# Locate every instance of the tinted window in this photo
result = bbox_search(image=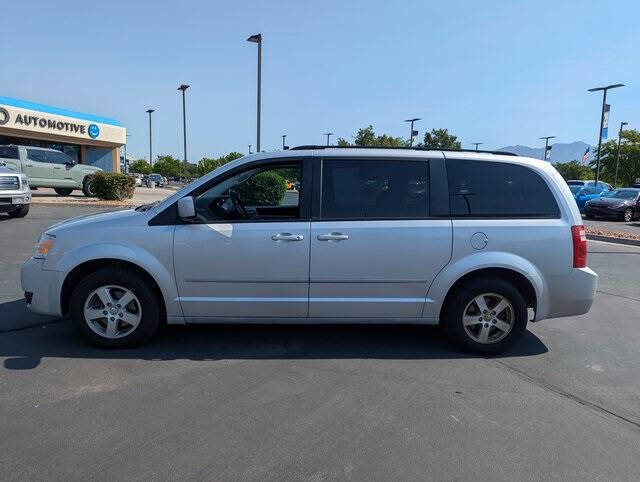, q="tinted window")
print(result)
[0,146,19,159]
[321,159,429,219]
[195,162,301,222]
[46,150,73,164]
[27,149,47,162]
[447,159,560,217]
